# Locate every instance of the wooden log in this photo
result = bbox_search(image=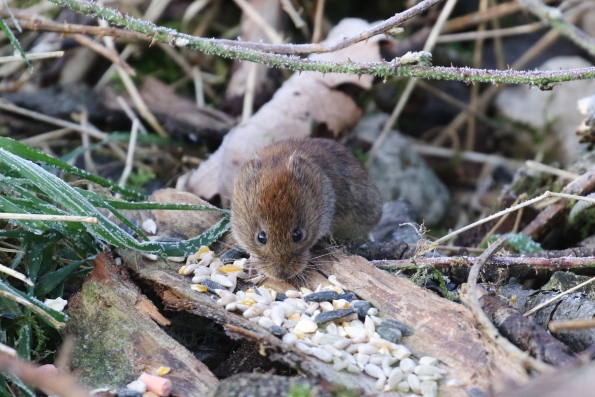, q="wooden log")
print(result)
[314,254,530,396]
[66,252,218,396]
